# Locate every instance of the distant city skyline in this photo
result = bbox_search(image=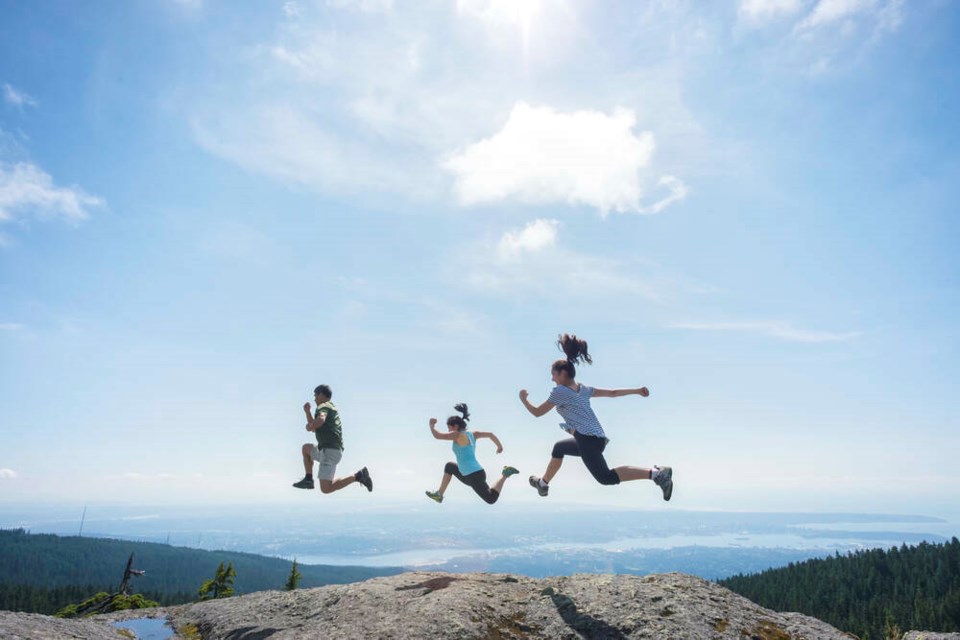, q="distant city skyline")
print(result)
[1,1,958,517]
